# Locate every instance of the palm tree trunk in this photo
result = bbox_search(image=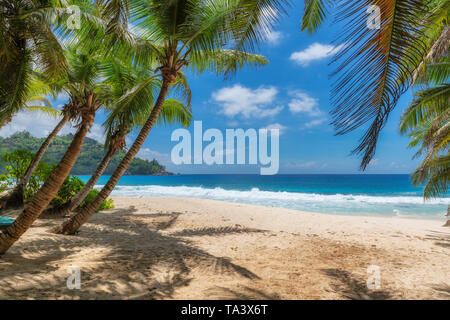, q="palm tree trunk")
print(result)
[3,114,70,210]
[0,116,94,254]
[56,80,170,235]
[40,146,115,219]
